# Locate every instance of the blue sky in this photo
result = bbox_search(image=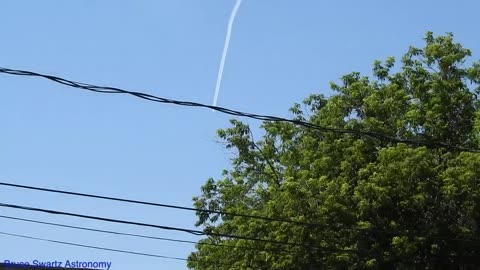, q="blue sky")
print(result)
[0,1,478,269]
